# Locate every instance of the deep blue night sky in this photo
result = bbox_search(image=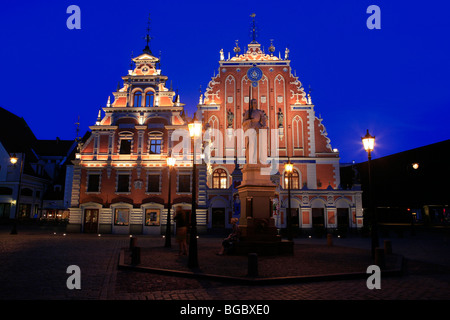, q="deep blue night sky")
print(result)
[1,0,449,164]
